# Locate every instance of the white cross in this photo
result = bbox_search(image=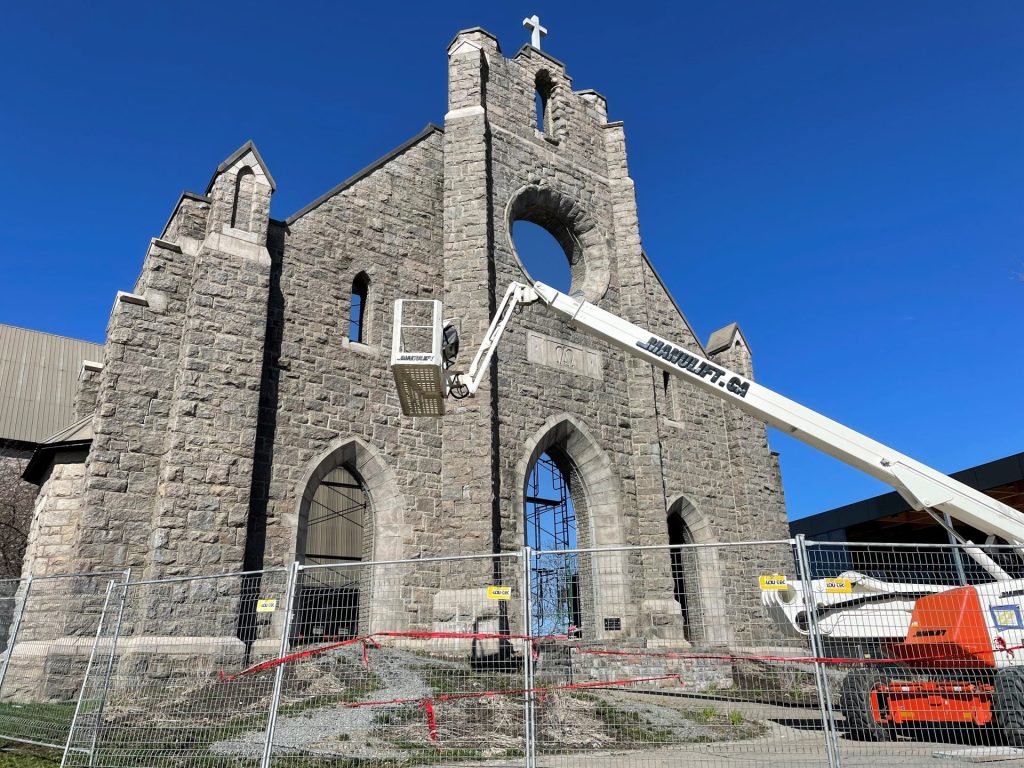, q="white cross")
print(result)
[523,15,547,50]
